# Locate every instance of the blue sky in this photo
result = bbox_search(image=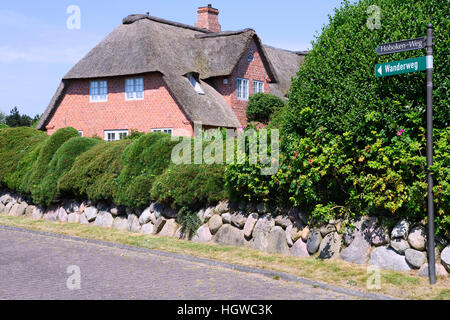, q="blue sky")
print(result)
[0,0,346,117]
